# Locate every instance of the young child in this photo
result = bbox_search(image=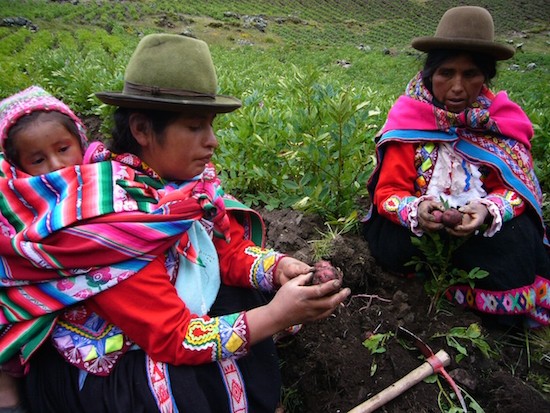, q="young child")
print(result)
[0,85,88,413]
[0,85,87,175]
